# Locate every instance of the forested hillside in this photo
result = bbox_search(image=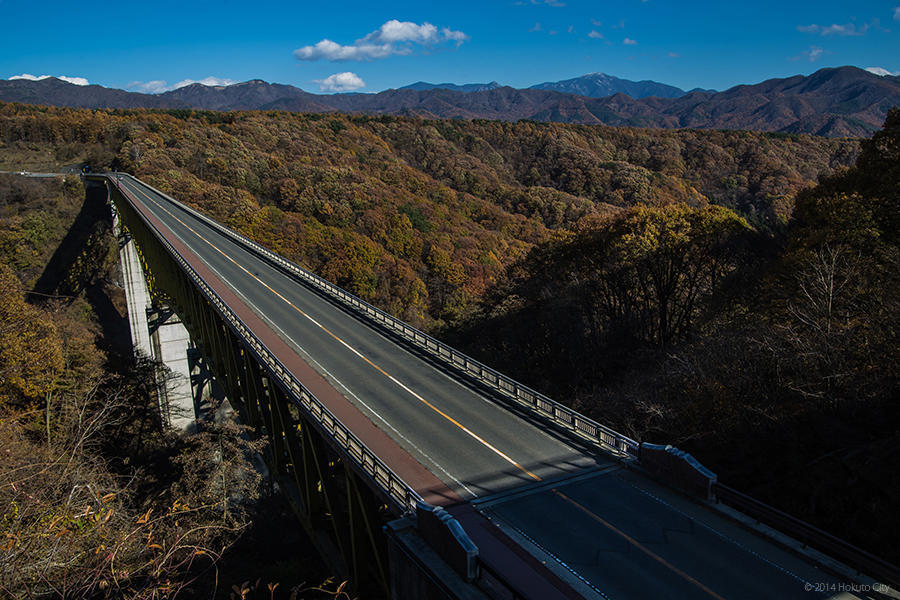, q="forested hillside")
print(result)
[1,101,895,566]
[451,110,900,562]
[0,176,347,598]
[0,102,857,329]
